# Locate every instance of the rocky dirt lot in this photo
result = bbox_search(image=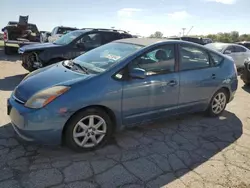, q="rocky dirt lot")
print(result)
[0,51,250,188]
